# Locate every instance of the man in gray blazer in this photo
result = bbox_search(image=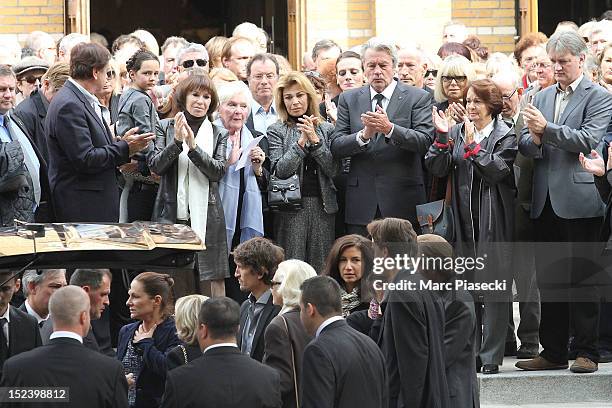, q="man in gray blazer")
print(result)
[331,38,434,235]
[516,31,612,374]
